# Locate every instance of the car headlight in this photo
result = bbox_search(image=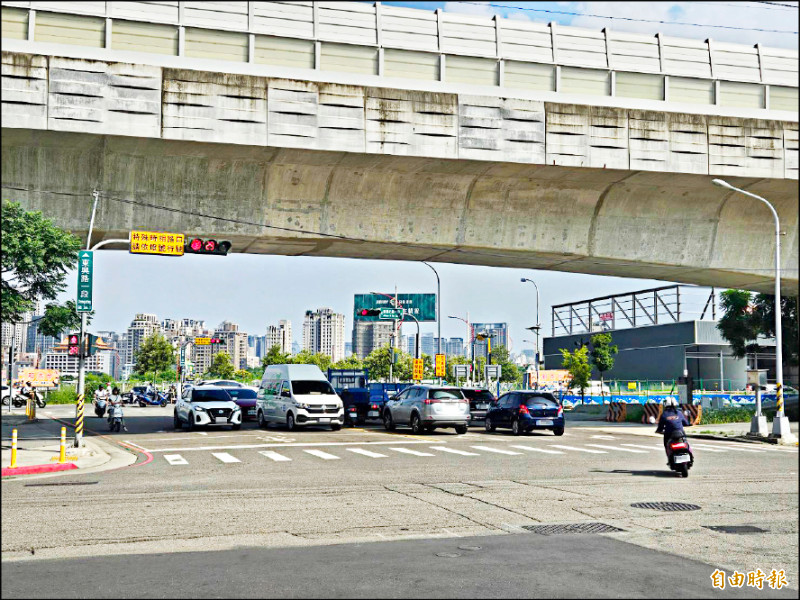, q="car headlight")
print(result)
[232,406,241,412]
[297,402,309,409]
[194,406,206,411]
